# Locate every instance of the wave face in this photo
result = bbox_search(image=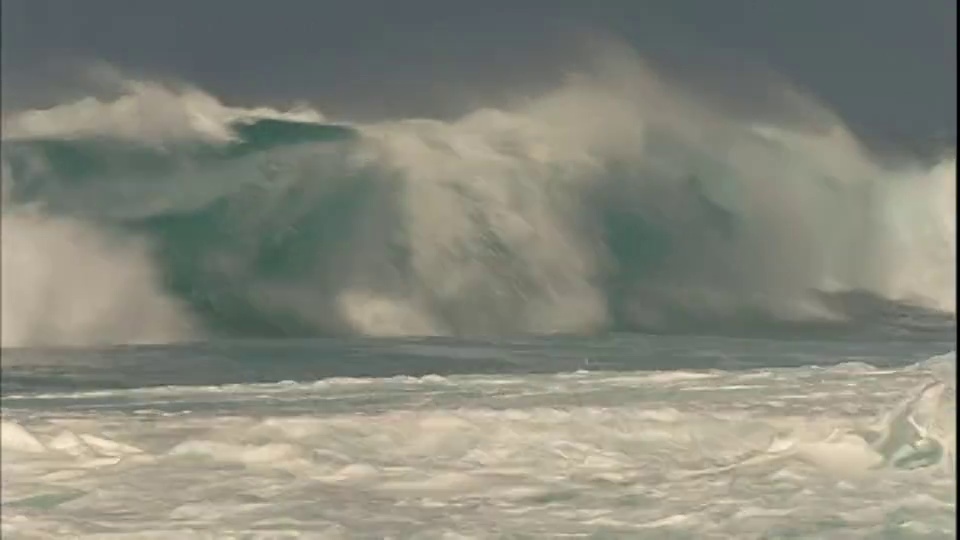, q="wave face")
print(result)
[1,58,955,346]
